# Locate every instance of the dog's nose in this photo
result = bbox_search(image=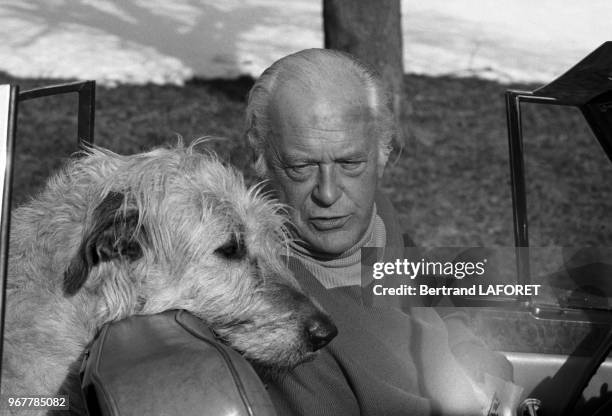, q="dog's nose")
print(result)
[305,314,338,351]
